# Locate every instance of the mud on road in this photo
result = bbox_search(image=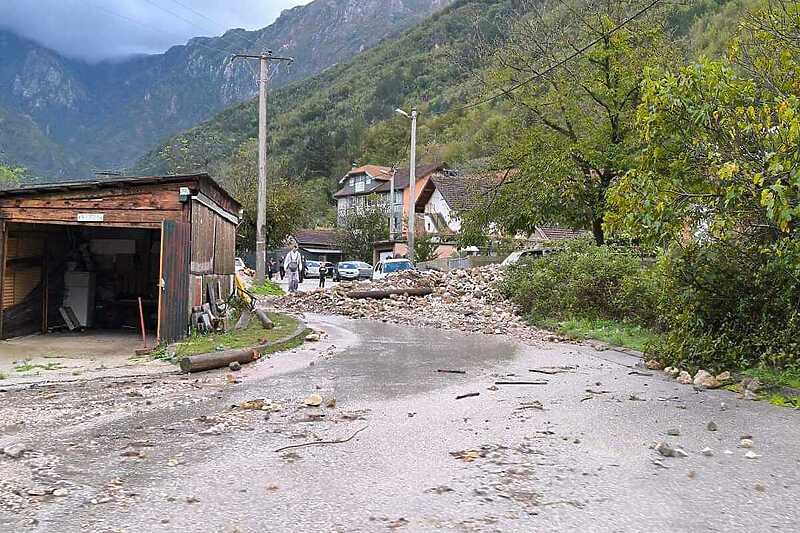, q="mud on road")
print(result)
[1,315,799,532]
